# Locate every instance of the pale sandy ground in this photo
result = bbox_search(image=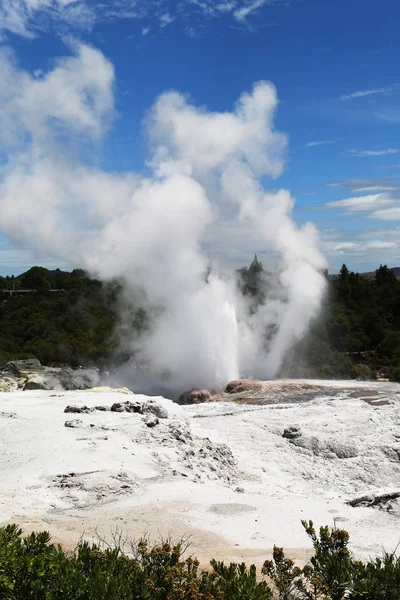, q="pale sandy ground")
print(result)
[1,380,399,568]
